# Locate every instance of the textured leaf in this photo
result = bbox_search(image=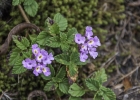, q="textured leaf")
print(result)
[69,64,78,77]
[9,47,21,66]
[46,37,61,47]
[54,13,67,31]
[60,32,67,41]
[69,96,82,100]
[29,34,37,44]
[61,44,69,51]
[22,49,32,58]
[49,23,59,36]
[68,83,85,97]
[24,0,38,17]
[67,28,78,43]
[70,51,79,62]
[44,81,58,91]
[13,36,30,50]
[37,31,50,46]
[12,0,20,6]
[101,86,116,100]
[59,78,69,94]
[94,68,107,84]
[56,67,66,80]
[85,78,101,91]
[24,0,34,5]
[54,53,70,65]
[94,94,103,100]
[12,57,27,74]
